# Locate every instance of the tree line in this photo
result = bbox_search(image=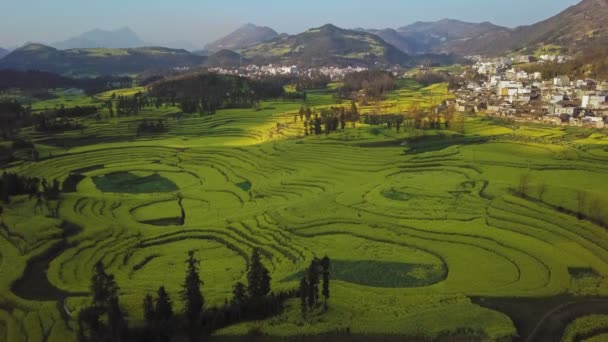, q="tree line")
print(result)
[78,249,332,342]
[0,100,33,139]
[521,46,608,81]
[148,72,286,115]
[137,119,168,135]
[362,103,463,133]
[0,70,131,95]
[0,172,61,217]
[336,70,397,101]
[298,101,360,136]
